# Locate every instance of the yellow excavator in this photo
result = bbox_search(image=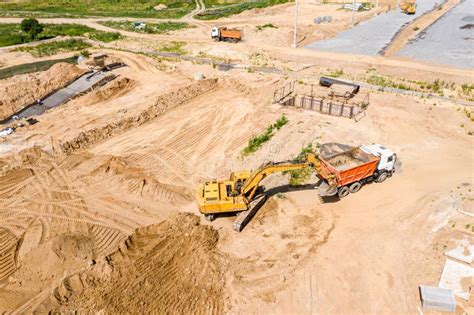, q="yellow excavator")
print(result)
[196,153,336,231]
[196,143,398,231]
[400,0,416,14]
